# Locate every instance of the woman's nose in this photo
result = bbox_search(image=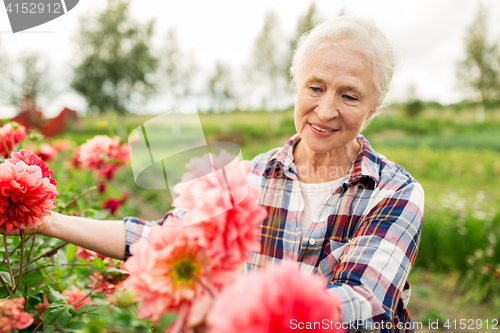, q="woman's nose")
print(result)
[315,94,340,120]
